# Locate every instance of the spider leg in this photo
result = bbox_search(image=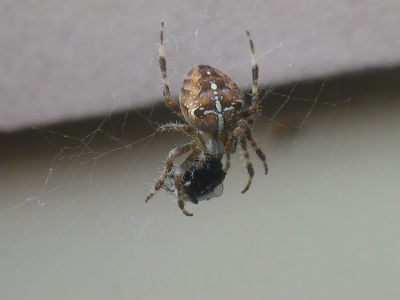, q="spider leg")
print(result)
[156,123,196,139]
[173,149,201,216]
[234,126,254,194]
[227,31,260,125]
[246,30,259,109]
[145,142,195,203]
[159,22,182,117]
[174,171,193,216]
[242,124,268,175]
[224,152,231,173]
[156,123,207,156]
